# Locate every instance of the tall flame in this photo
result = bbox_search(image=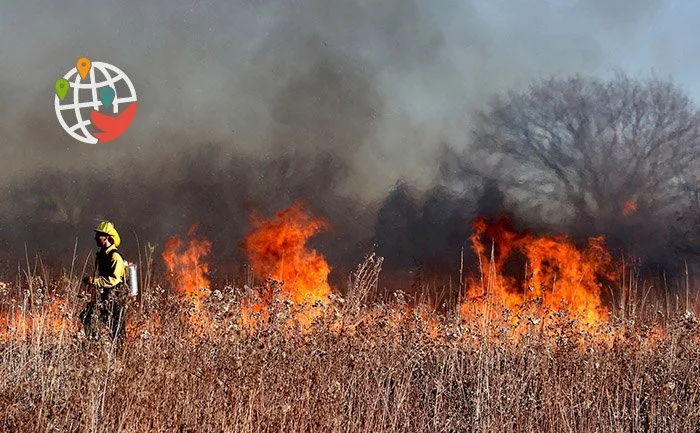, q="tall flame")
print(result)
[162,224,212,328]
[242,201,331,304]
[462,217,617,327]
